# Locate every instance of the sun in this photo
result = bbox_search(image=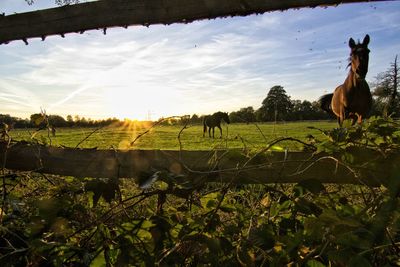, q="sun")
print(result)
[103,86,165,121]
